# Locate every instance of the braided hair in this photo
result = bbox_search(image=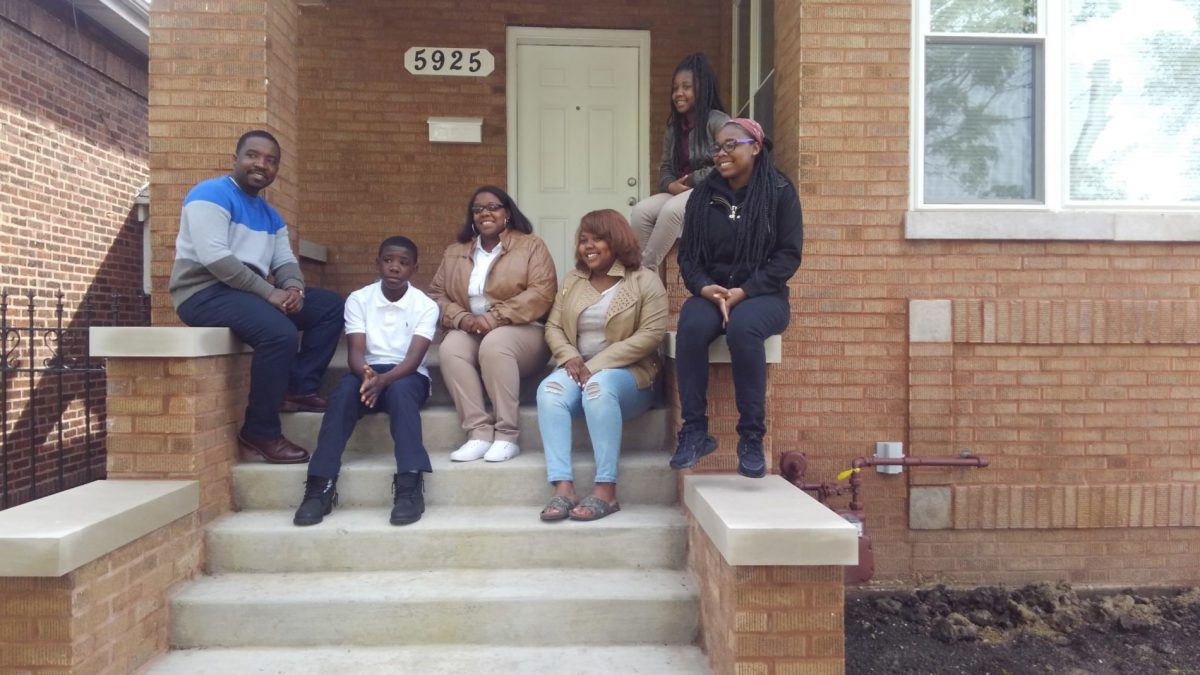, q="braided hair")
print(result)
[680,122,780,271]
[668,53,726,167]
